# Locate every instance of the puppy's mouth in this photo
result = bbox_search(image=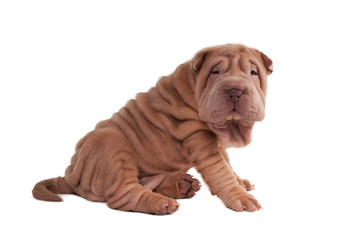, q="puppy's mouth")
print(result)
[211,110,255,128]
[210,102,261,124]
